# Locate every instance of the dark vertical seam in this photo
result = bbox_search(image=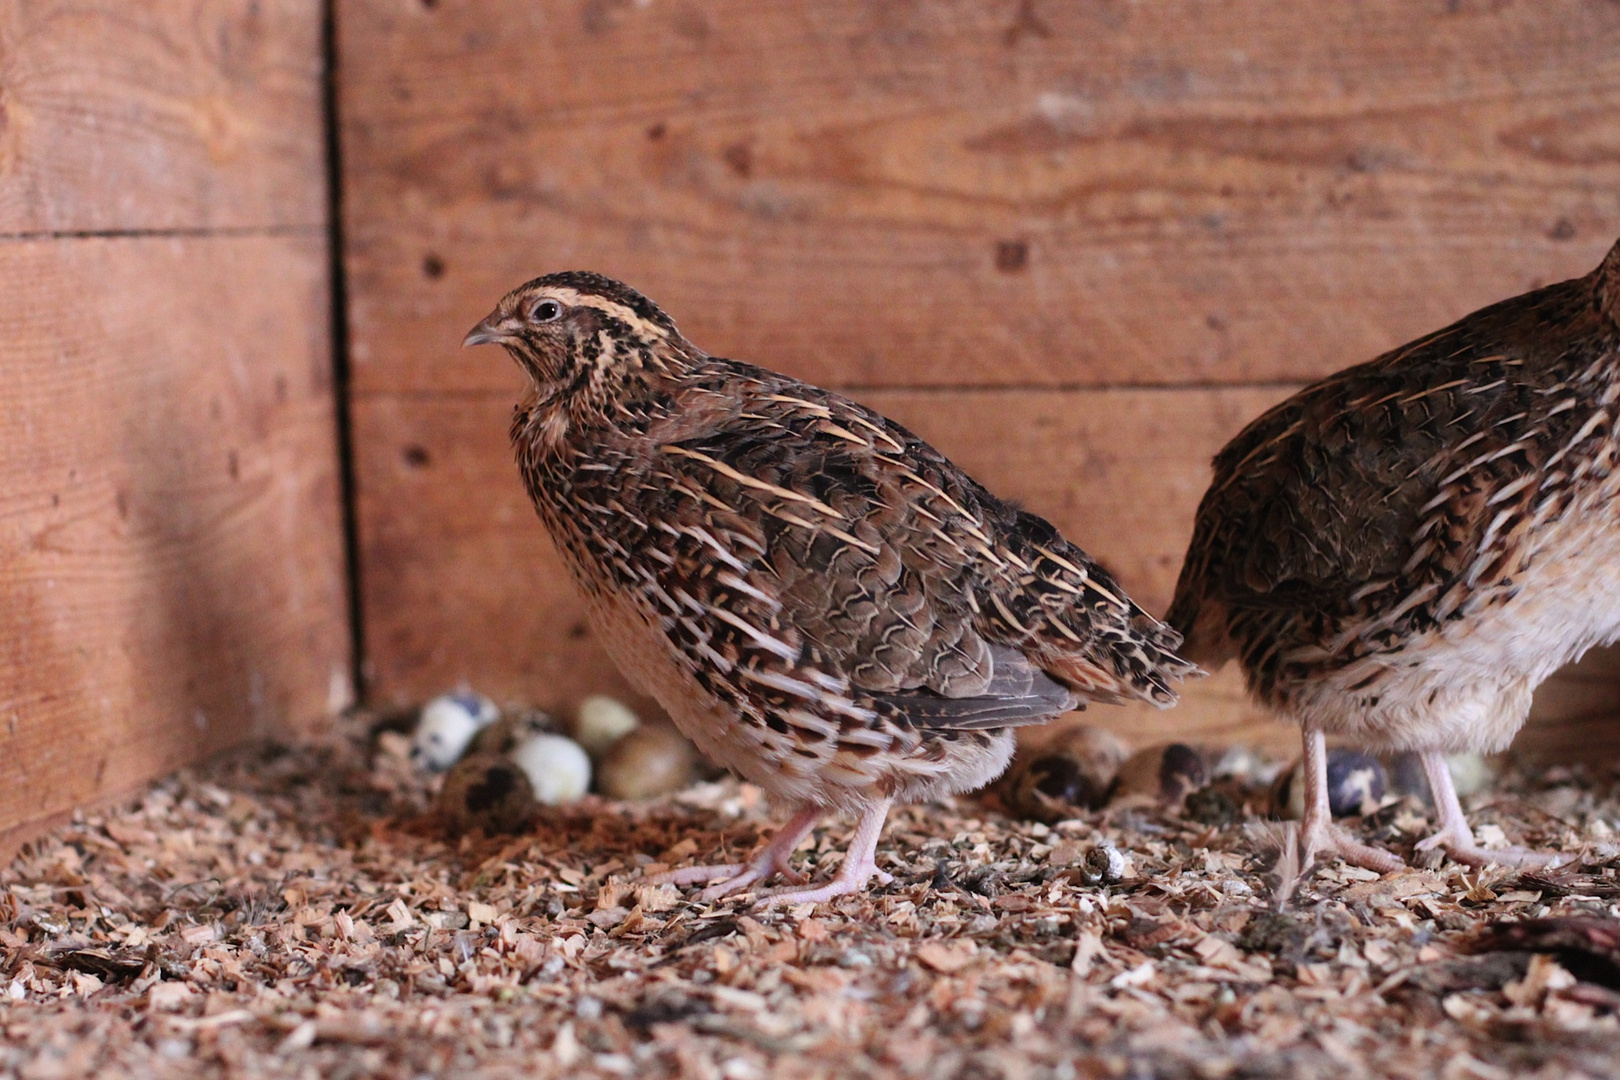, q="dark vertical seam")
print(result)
[321,0,368,706]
